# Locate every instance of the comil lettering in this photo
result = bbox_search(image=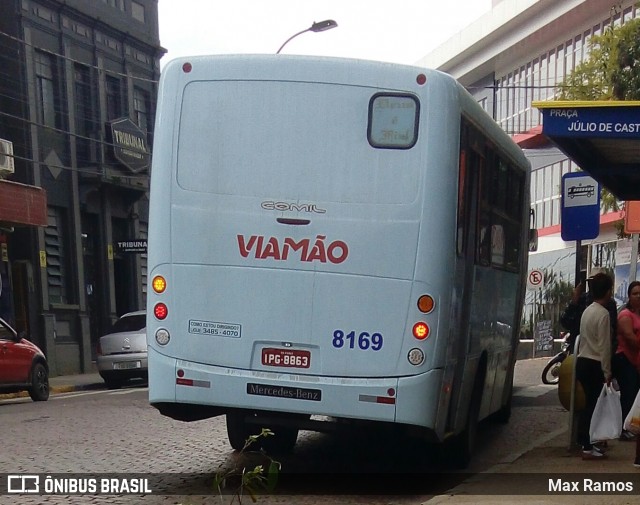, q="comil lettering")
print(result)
[261,201,326,213]
[237,235,349,264]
